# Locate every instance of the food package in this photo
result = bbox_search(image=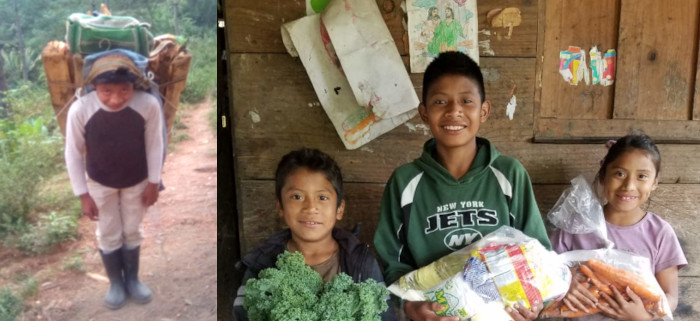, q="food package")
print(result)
[547,175,613,248]
[388,226,571,320]
[541,249,672,320]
